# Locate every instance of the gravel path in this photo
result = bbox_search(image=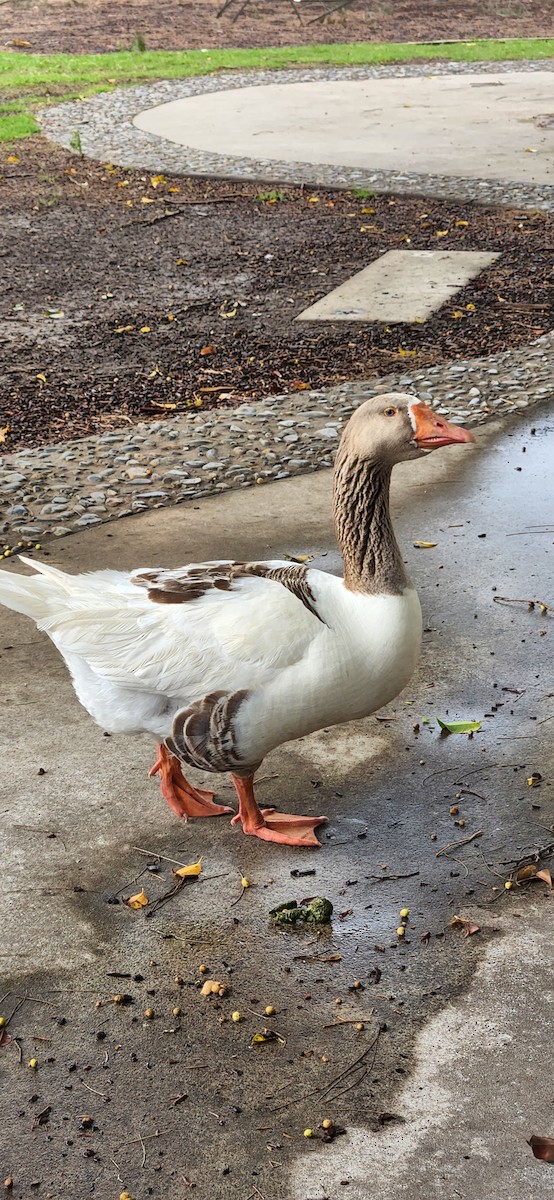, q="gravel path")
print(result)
[1,332,552,552]
[38,61,554,213]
